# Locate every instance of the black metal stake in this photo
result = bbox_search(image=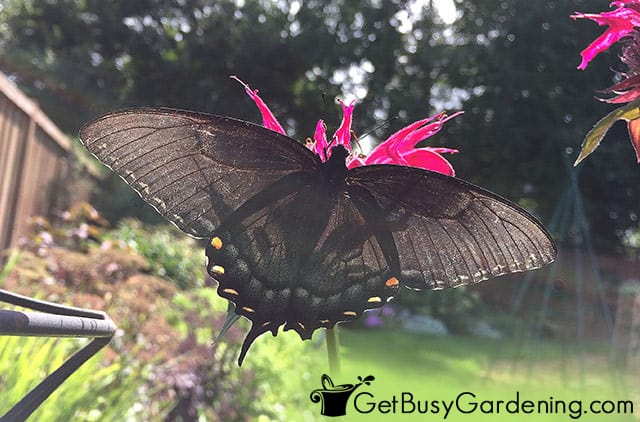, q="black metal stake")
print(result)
[0,288,116,422]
